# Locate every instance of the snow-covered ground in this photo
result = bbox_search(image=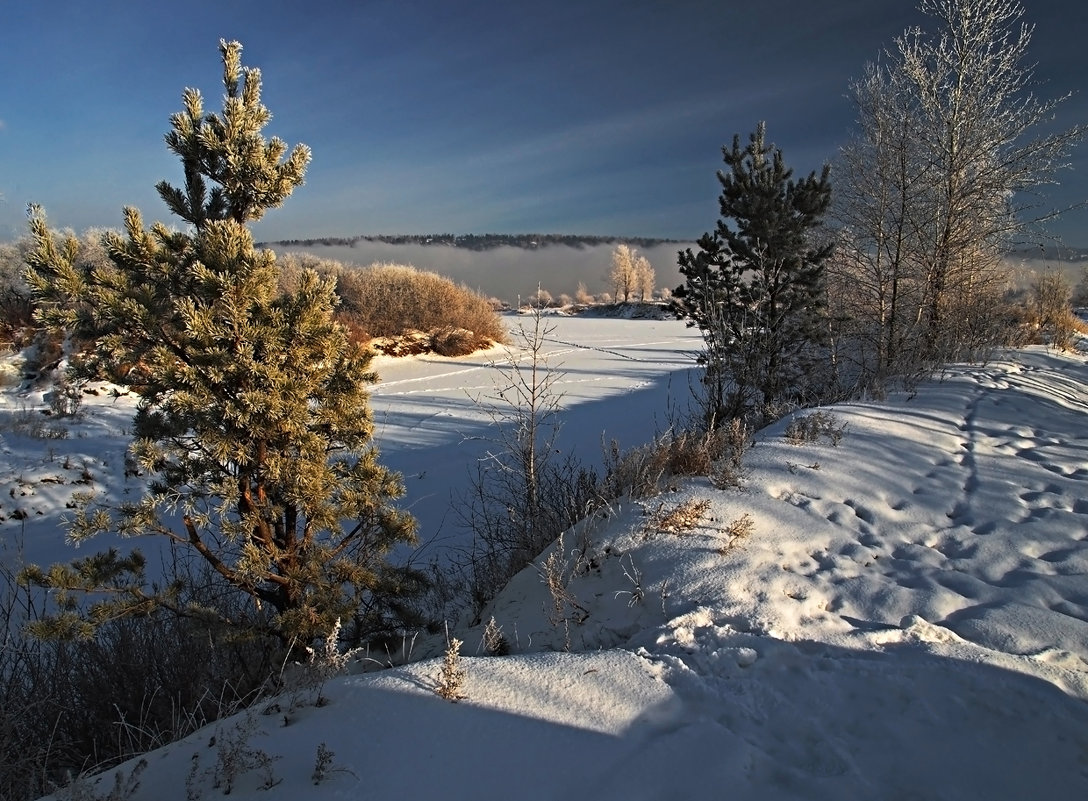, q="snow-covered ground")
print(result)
[0,312,703,570]
[367,311,703,561]
[4,316,1088,800]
